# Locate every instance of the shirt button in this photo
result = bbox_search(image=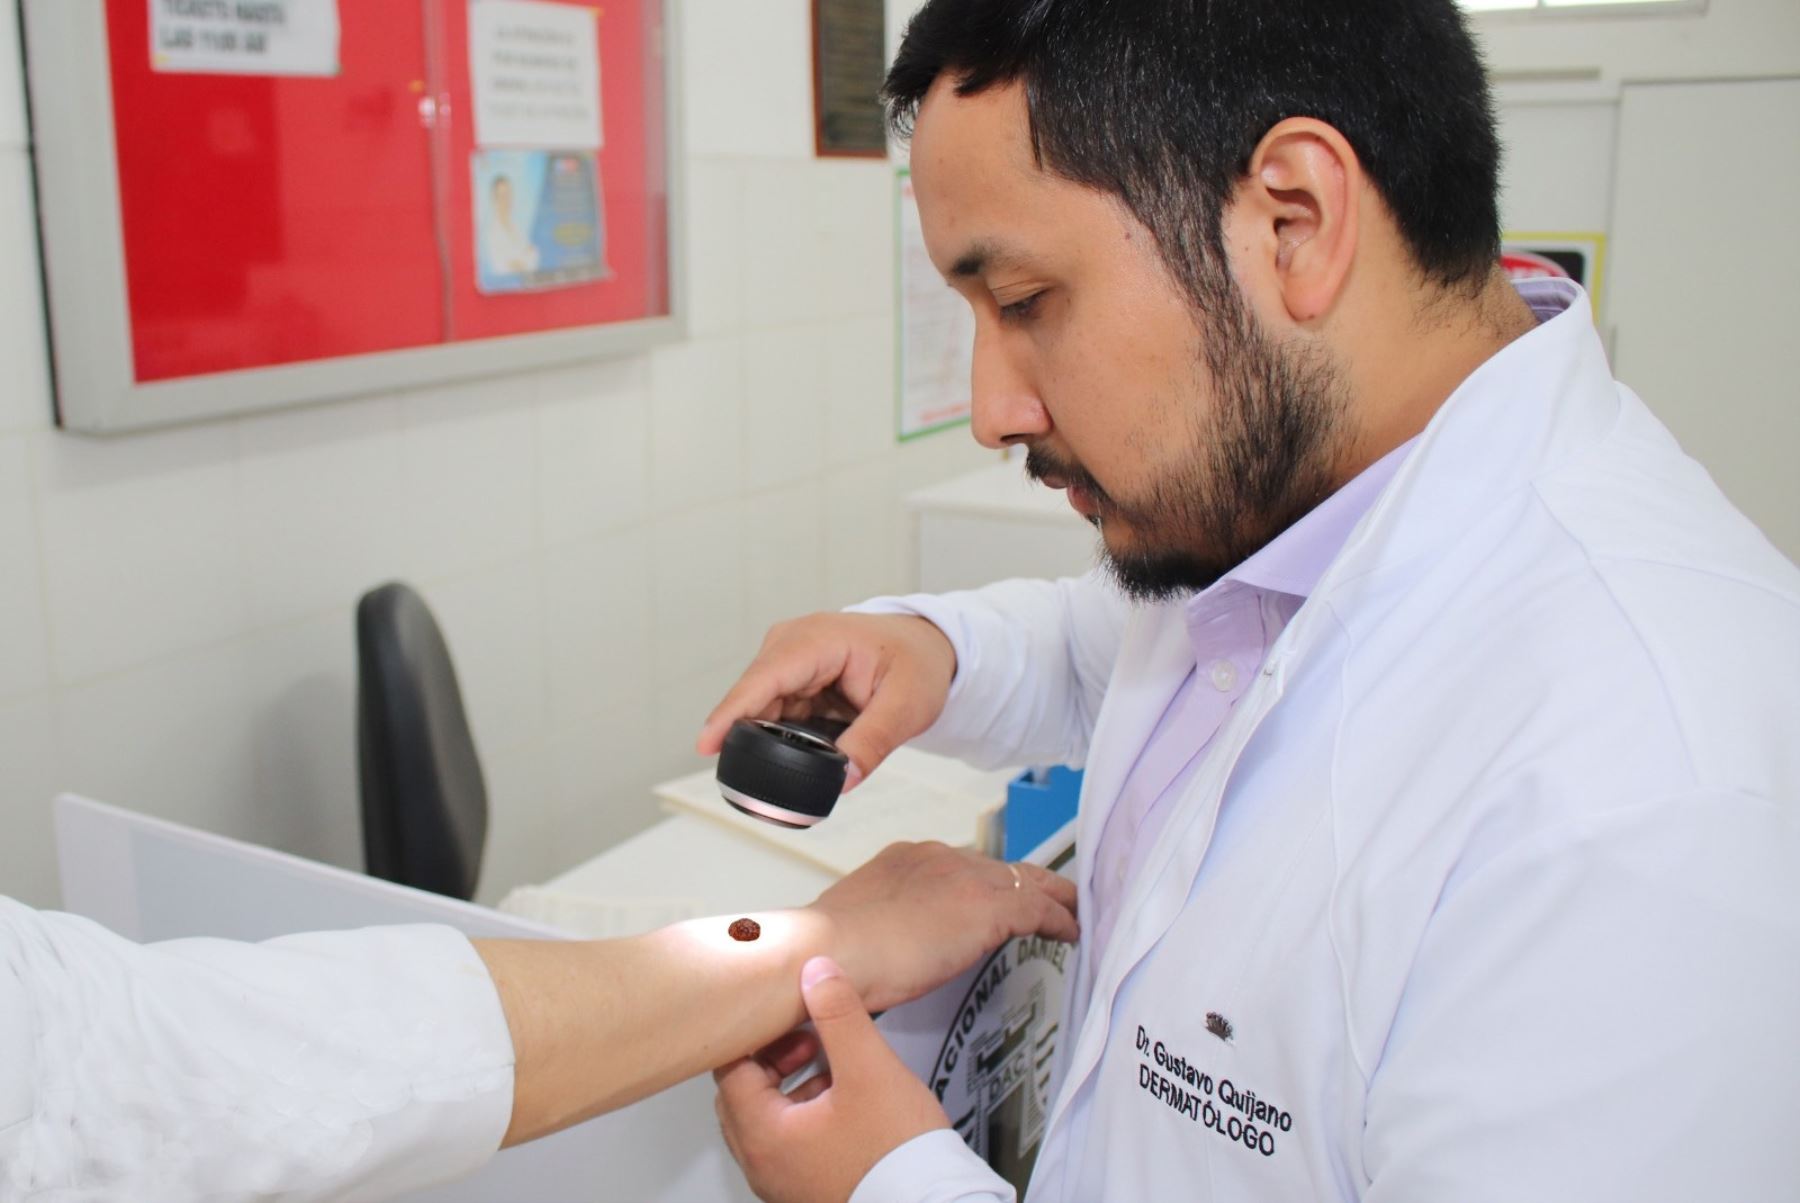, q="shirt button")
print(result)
[1208,660,1238,692]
